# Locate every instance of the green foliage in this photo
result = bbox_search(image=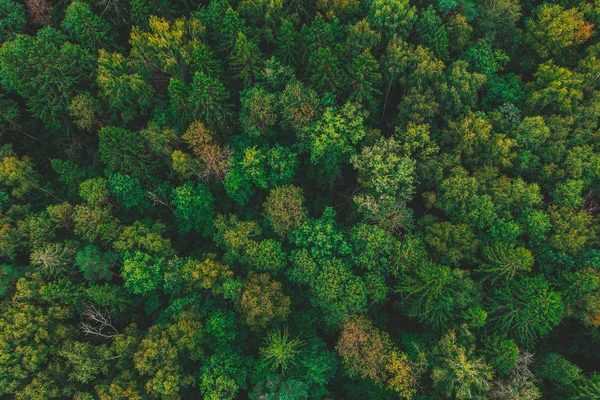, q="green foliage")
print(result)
[98,126,147,177]
[526,4,593,60]
[489,275,564,347]
[62,2,115,50]
[122,251,166,295]
[108,173,148,210]
[0,1,599,399]
[0,27,94,126]
[431,330,493,399]
[398,261,482,328]
[75,245,116,282]
[250,375,309,400]
[352,135,415,231]
[260,328,304,374]
[302,102,367,184]
[171,181,215,236]
[0,0,26,44]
